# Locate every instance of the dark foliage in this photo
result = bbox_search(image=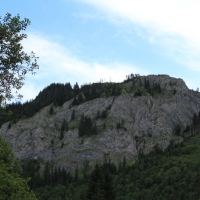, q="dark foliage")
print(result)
[21,130,200,200]
[20,129,200,200]
[174,123,182,135]
[0,13,38,101]
[78,115,97,137]
[60,119,68,140]
[71,109,75,120]
[134,89,143,97]
[0,81,123,126]
[49,105,54,115]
